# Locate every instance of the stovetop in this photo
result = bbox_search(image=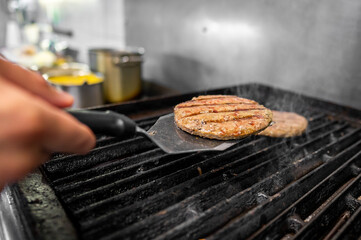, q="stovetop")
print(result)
[1,83,361,240]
